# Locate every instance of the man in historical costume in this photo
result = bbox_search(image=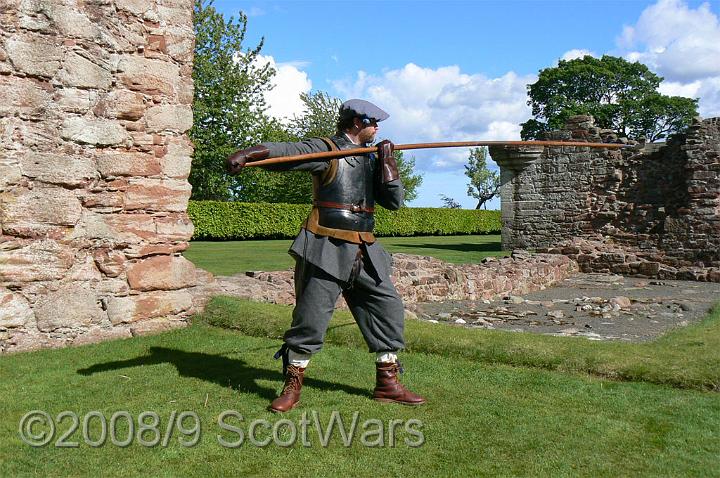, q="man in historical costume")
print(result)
[226,99,426,412]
